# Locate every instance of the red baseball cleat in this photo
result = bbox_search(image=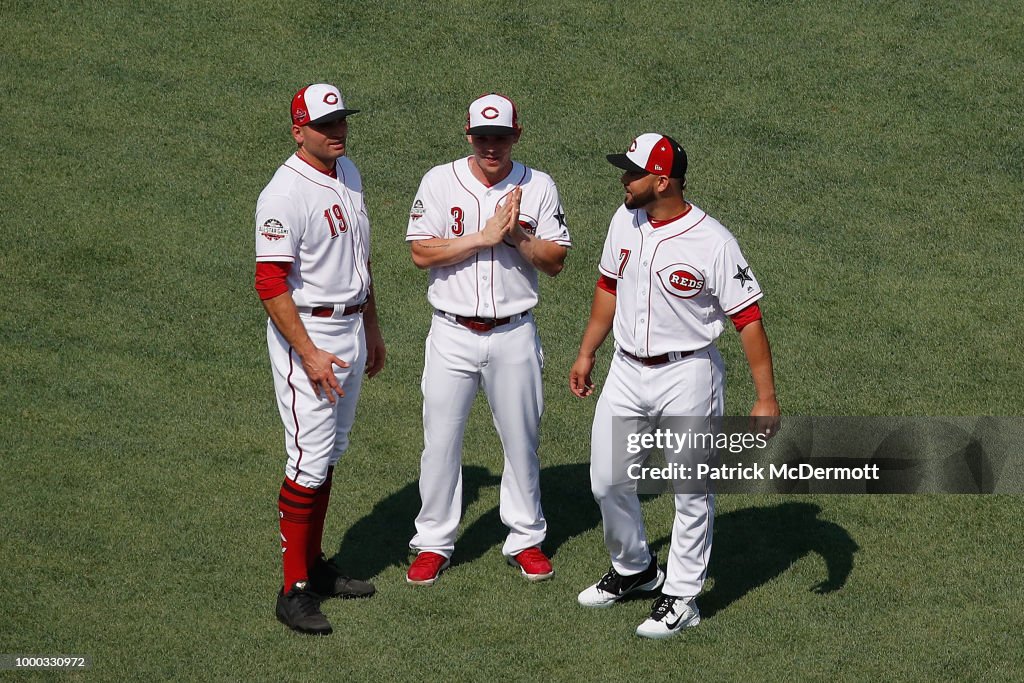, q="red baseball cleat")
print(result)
[406,552,450,586]
[510,547,554,582]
